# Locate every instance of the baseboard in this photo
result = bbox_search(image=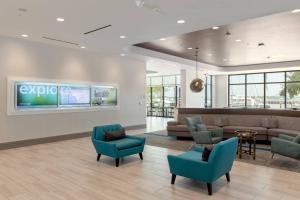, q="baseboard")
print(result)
[0,124,146,150]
